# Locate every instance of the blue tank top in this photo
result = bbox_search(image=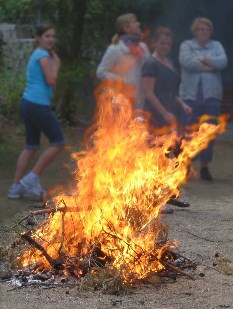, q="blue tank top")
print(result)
[23,48,53,105]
